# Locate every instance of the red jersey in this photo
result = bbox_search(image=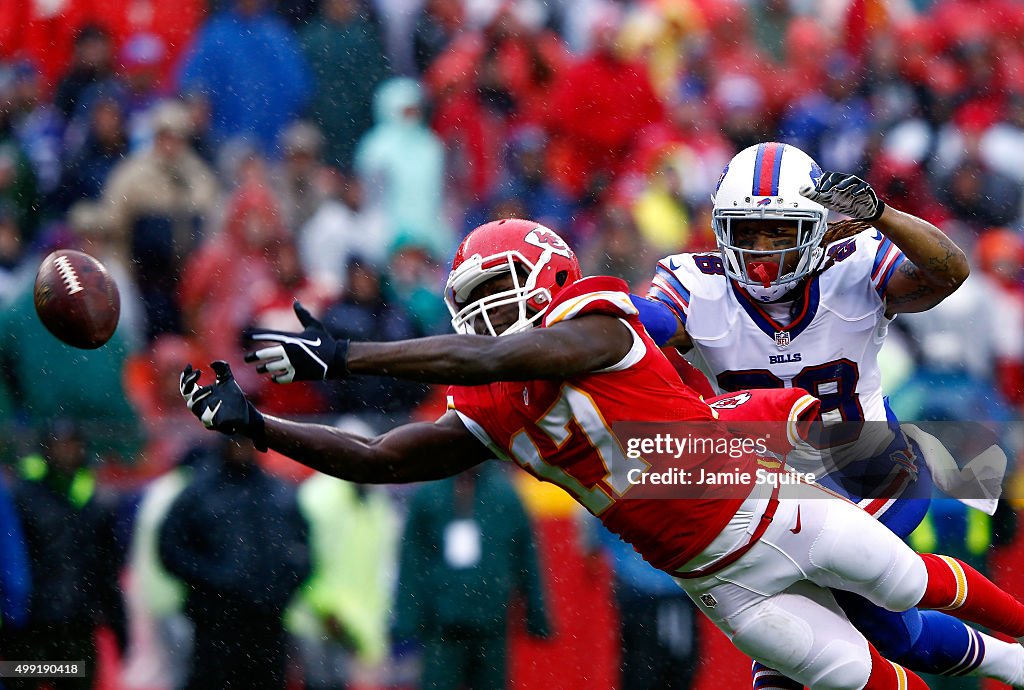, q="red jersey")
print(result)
[448,277,818,572]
